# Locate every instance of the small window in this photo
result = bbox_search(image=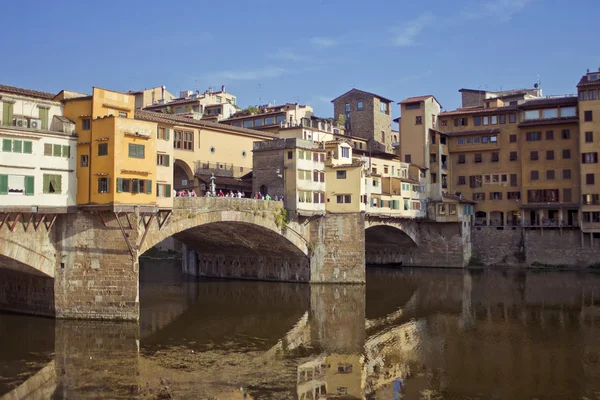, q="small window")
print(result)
[586,131,594,143]
[561,129,571,139]
[531,170,539,180]
[499,115,506,124]
[415,116,422,124]
[546,170,555,180]
[118,112,127,118]
[458,154,466,164]
[341,147,350,158]
[98,143,108,156]
[580,91,588,101]
[584,111,593,122]
[586,173,595,185]
[491,152,499,162]
[457,138,464,145]
[98,177,109,193]
[357,101,363,111]
[405,154,411,163]
[563,169,572,179]
[128,143,145,159]
[482,116,489,126]
[80,155,89,167]
[510,151,518,161]
[345,103,350,112]
[491,115,498,125]
[243,120,253,128]
[336,170,346,179]
[546,130,554,140]
[509,134,517,143]
[473,116,481,126]
[530,151,538,161]
[473,137,481,144]
[474,153,482,163]
[82,119,91,130]
[458,176,466,185]
[509,113,516,123]
[287,151,293,159]
[546,150,554,160]
[510,174,518,187]
[562,149,571,159]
